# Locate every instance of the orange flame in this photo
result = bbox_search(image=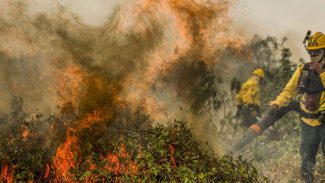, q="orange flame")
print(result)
[1,163,14,183]
[21,129,29,141]
[50,0,245,181]
[105,144,139,176]
[55,63,86,109]
[43,163,51,181]
[120,0,246,121]
[79,110,104,129]
[53,129,80,182]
